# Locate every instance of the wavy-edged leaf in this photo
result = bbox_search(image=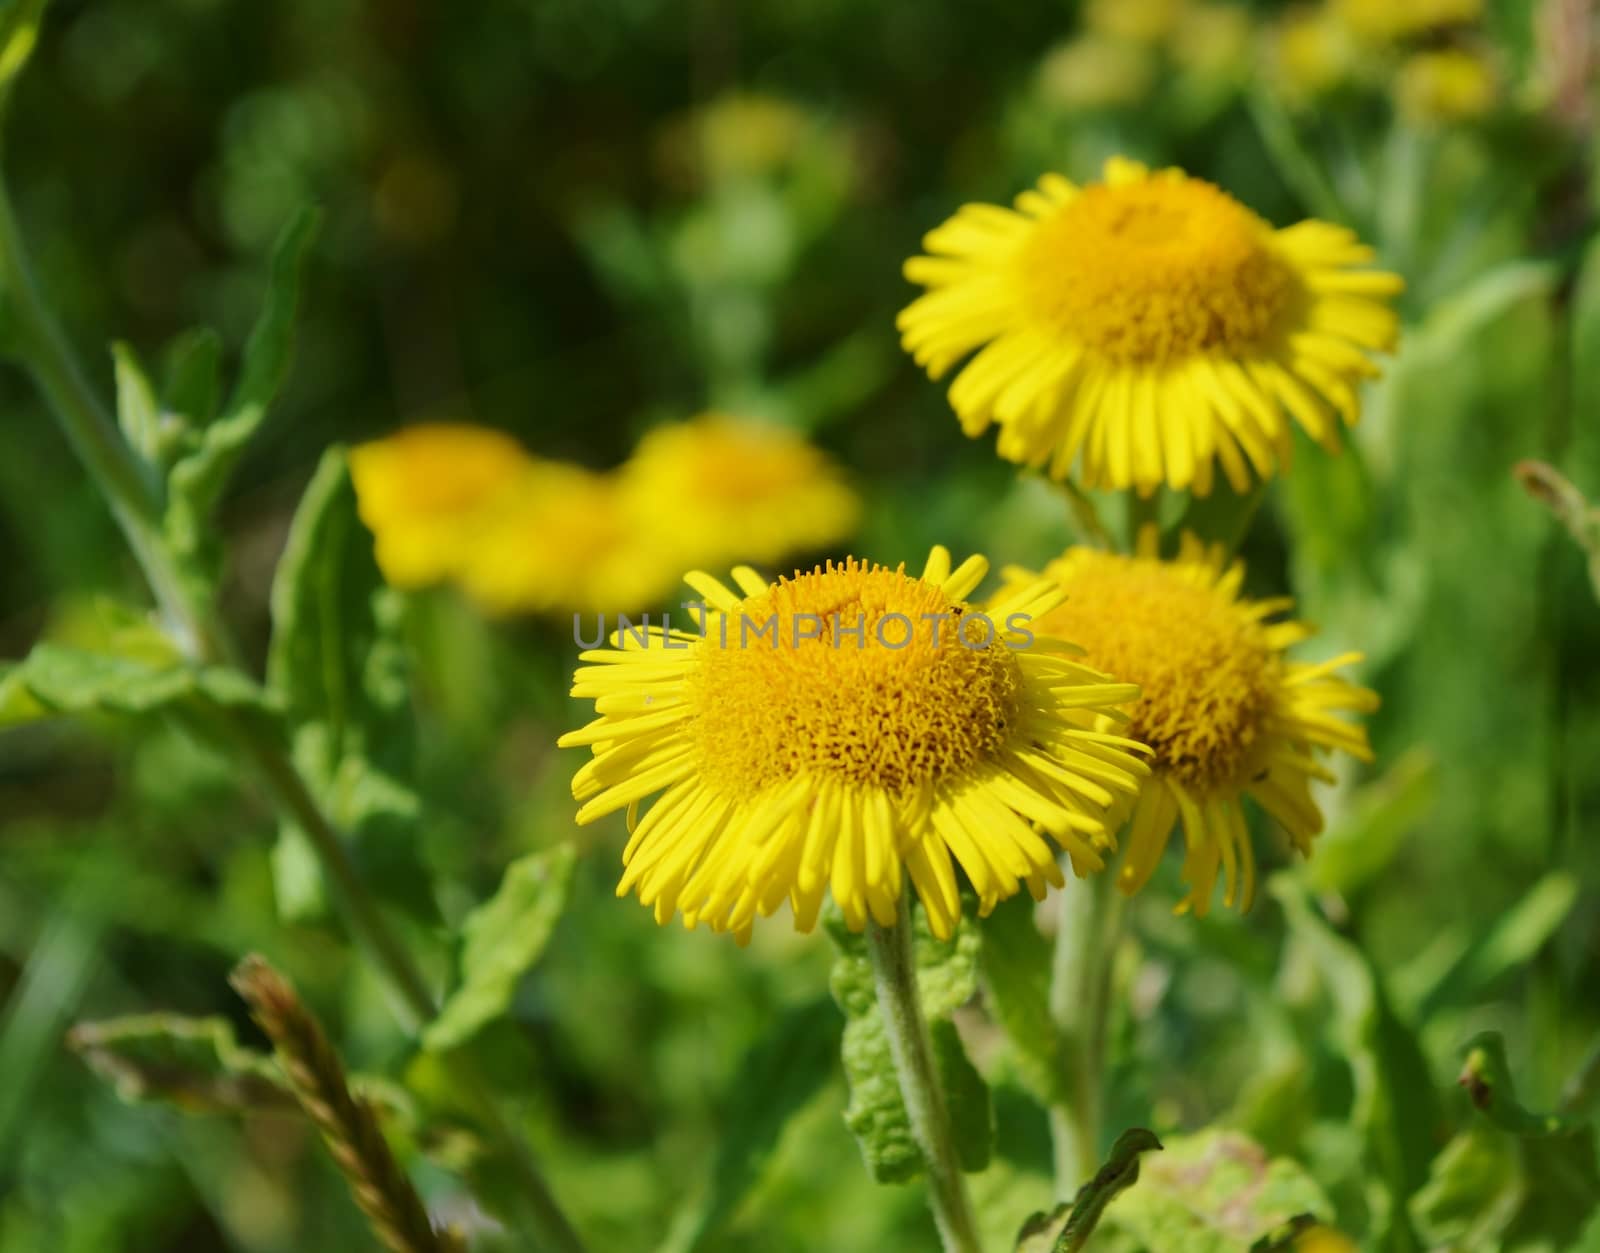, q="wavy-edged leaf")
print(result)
[66,1013,289,1114]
